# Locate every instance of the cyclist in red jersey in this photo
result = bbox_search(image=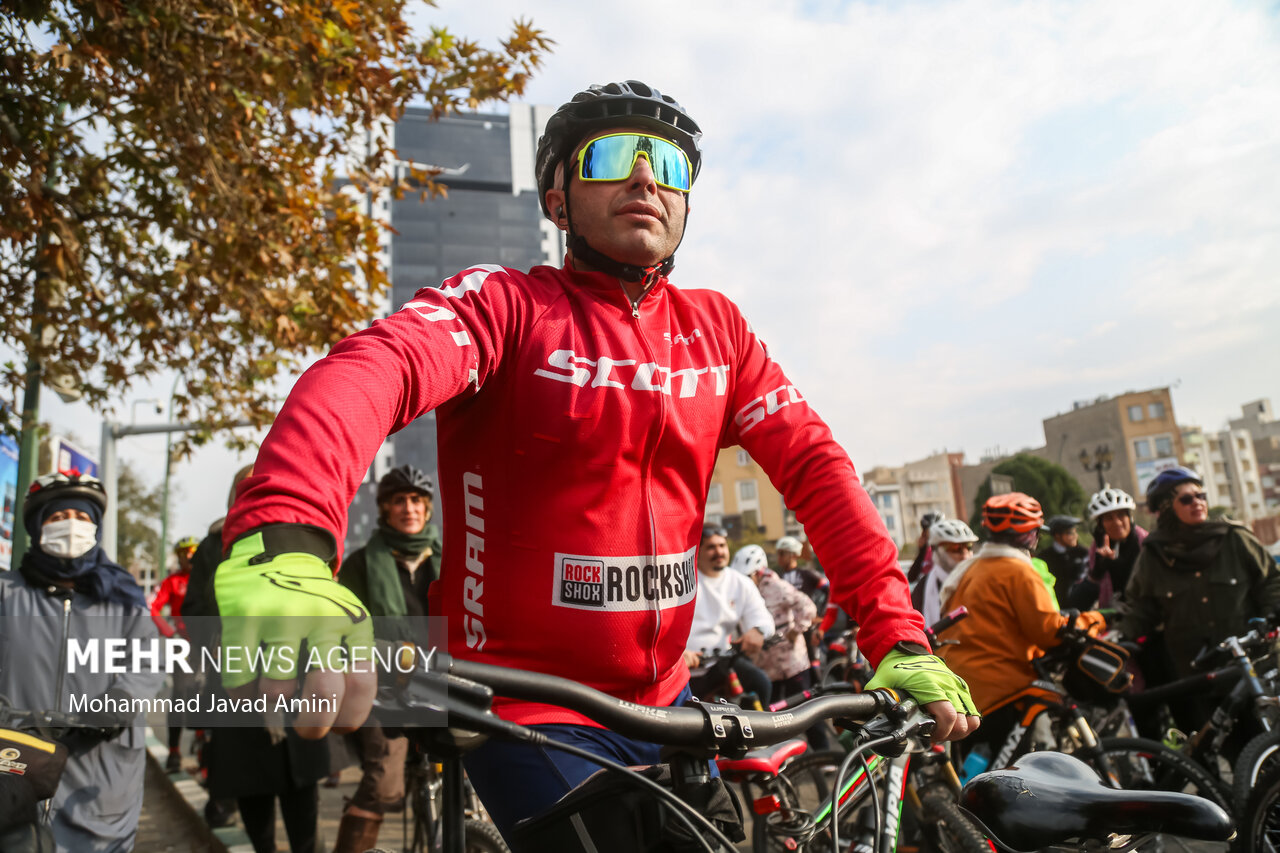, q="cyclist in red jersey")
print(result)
[211,80,978,842]
[151,535,199,771]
